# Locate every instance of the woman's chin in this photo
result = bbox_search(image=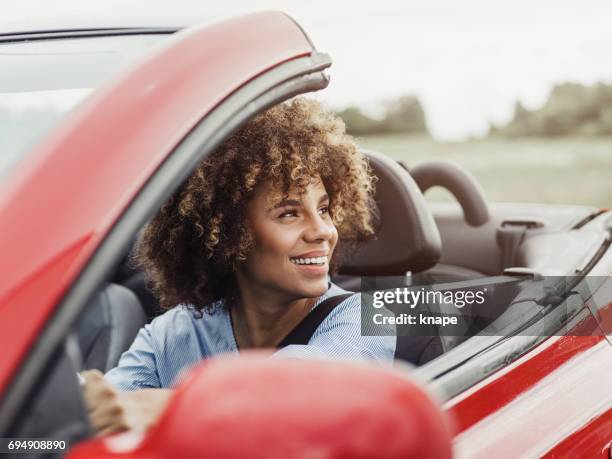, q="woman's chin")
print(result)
[295,278,329,298]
